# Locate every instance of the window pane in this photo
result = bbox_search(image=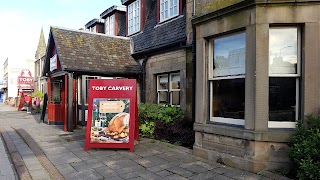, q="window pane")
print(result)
[269,77,297,122]
[171,91,180,105]
[213,33,246,77]
[212,78,245,119]
[173,6,178,15]
[158,91,168,104]
[158,75,168,90]
[269,28,298,74]
[171,74,180,90]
